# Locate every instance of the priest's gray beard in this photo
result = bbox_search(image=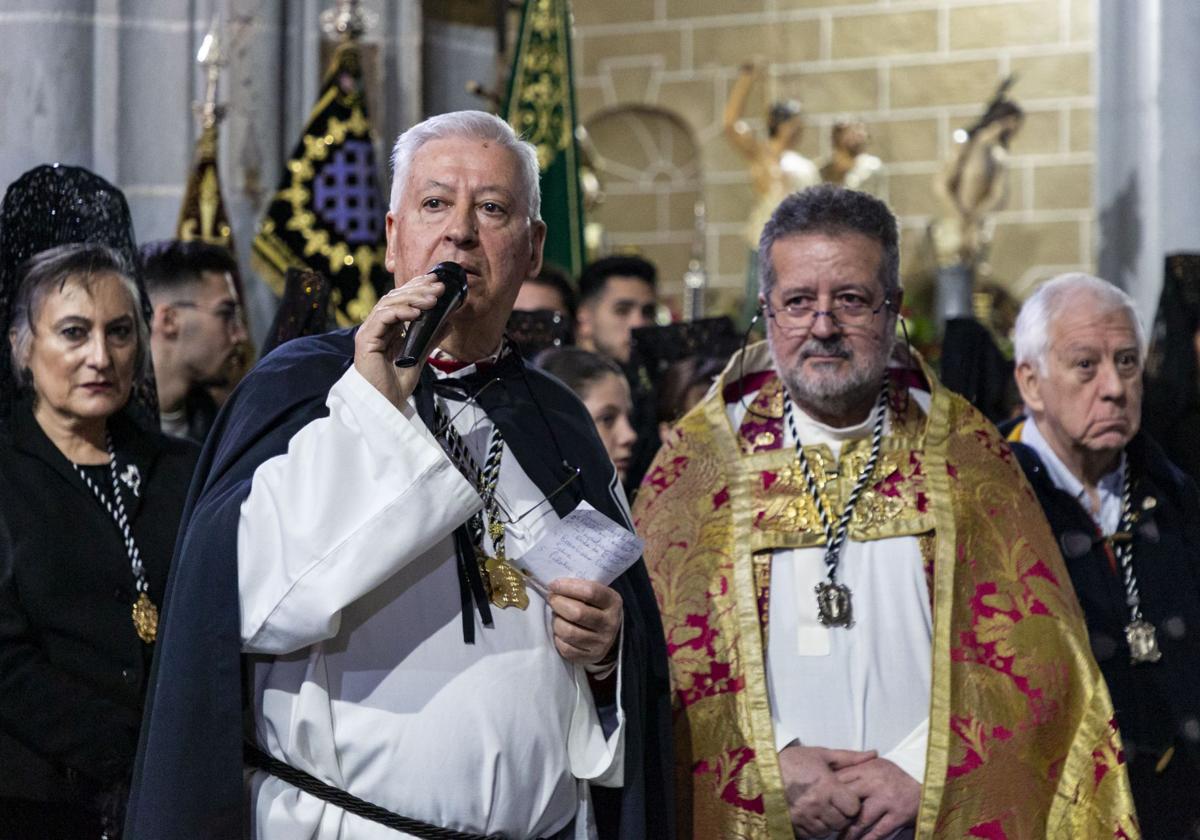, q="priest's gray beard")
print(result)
[777,333,893,423]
